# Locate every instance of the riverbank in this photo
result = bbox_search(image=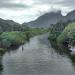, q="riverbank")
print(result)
[0,29,47,56]
[1,34,75,75]
[48,21,75,54]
